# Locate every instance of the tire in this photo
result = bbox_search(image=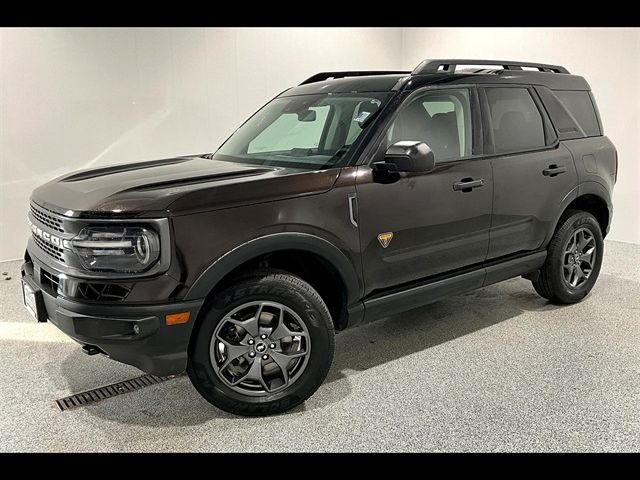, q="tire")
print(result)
[532,210,604,304]
[187,271,335,416]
